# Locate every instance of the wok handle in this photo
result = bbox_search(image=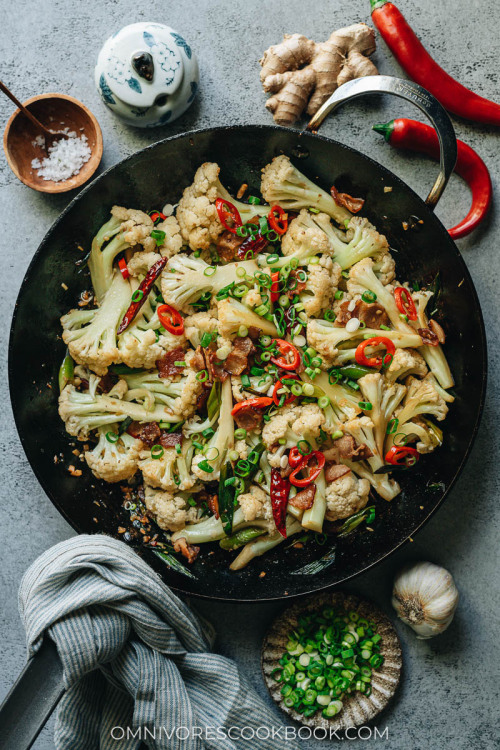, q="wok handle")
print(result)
[306,75,457,209]
[0,638,65,750]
